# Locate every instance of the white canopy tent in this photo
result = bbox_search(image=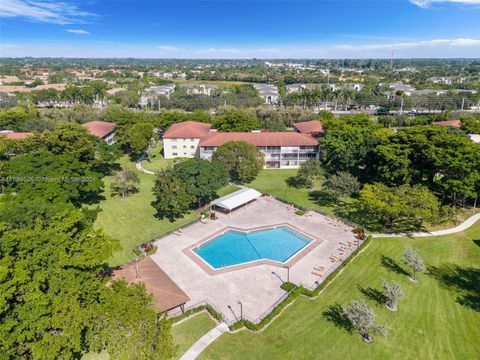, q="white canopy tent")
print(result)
[210,188,262,213]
